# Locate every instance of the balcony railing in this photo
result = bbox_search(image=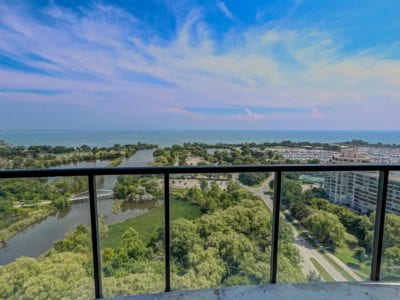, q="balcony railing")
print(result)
[1,163,400,299]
